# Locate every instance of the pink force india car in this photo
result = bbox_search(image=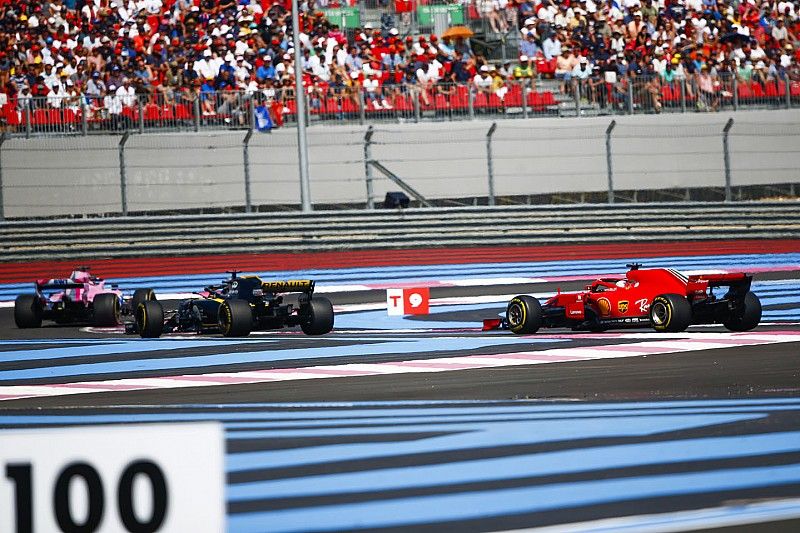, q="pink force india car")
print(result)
[14,267,155,328]
[486,263,762,334]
